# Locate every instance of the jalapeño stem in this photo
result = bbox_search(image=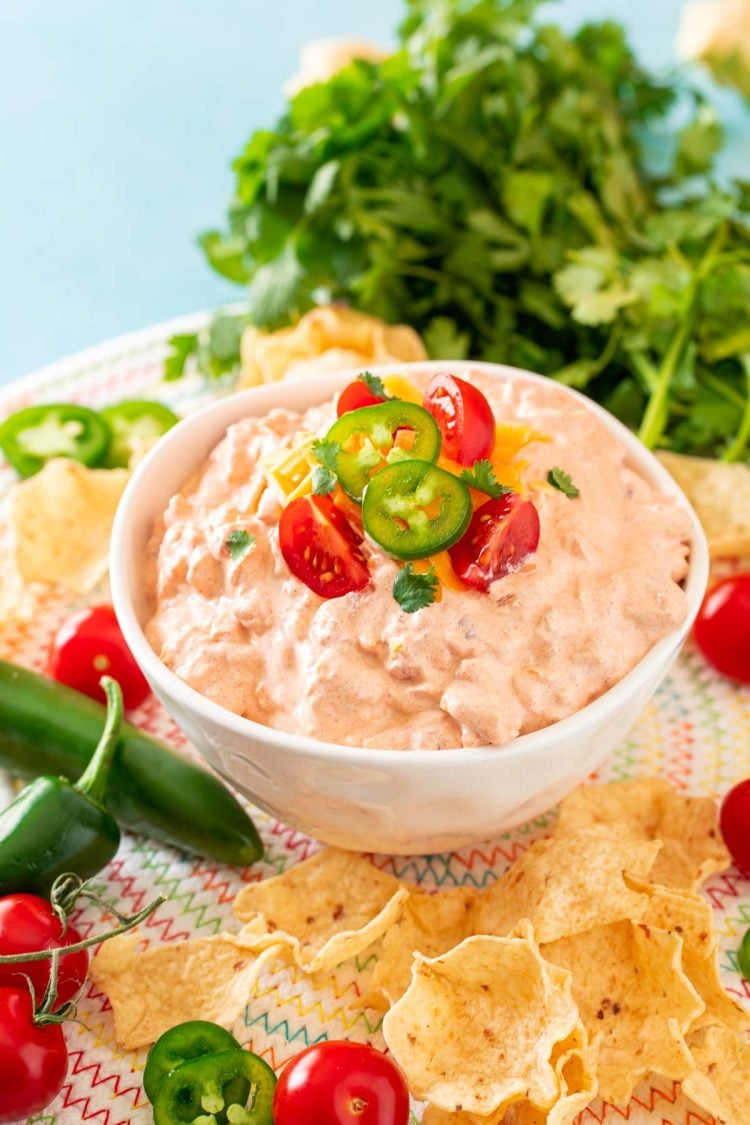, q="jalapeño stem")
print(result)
[75,676,123,803]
